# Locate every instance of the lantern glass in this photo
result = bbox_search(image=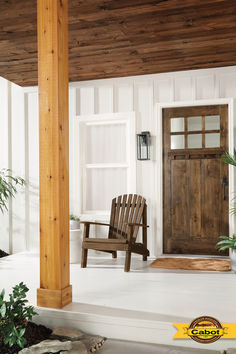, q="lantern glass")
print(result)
[137,132,150,160]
